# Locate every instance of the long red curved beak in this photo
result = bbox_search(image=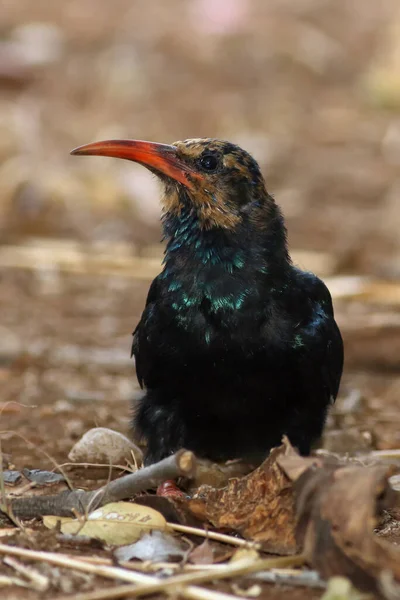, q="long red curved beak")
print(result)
[71,139,200,189]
